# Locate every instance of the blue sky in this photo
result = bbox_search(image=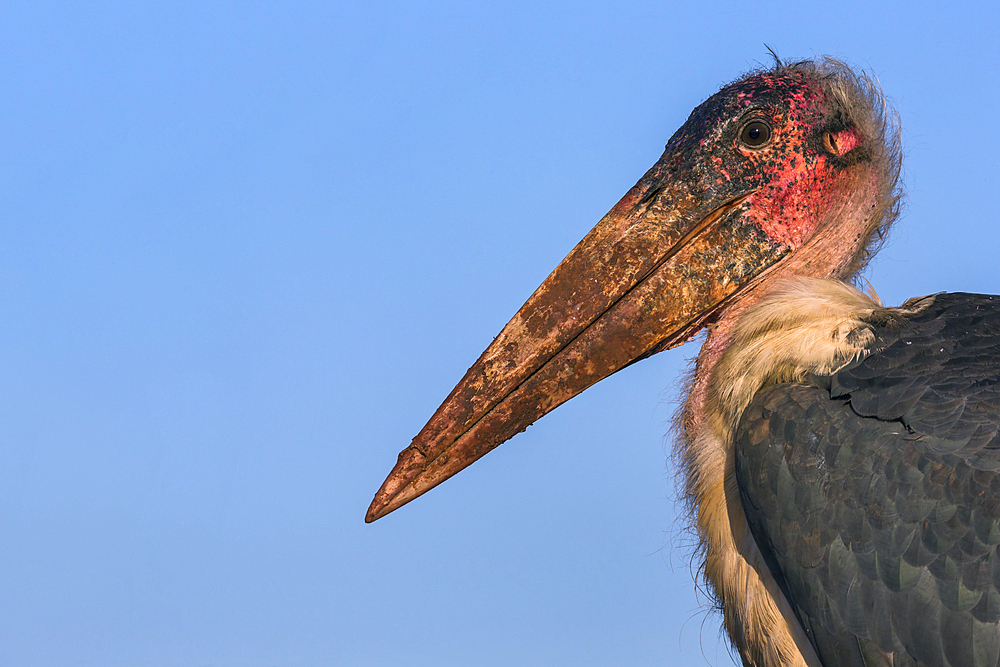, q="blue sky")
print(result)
[1,2,998,666]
